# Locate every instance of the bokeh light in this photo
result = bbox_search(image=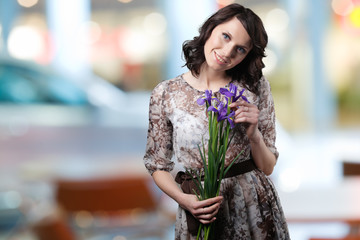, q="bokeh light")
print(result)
[349,6,360,27]
[3,191,22,209]
[121,29,148,63]
[340,5,360,35]
[74,211,94,228]
[17,0,38,8]
[117,13,168,64]
[216,0,235,6]
[278,168,303,192]
[264,8,289,49]
[332,0,354,16]
[78,21,102,45]
[8,26,45,60]
[265,8,289,33]
[143,12,167,36]
[332,0,360,35]
[117,0,133,3]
